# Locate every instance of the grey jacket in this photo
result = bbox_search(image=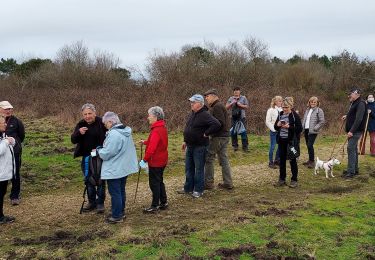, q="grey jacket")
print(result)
[302,107,325,134]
